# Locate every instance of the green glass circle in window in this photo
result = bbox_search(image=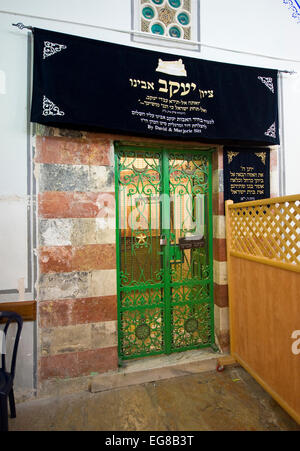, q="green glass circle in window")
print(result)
[151,0,164,5]
[168,25,182,38]
[184,318,198,334]
[135,323,150,340]
[142,5,155,20]
[168,0,181,8]
[177,11,190,26]
[151,22,165,35]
